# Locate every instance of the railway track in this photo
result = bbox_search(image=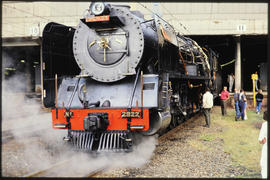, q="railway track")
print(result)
[2,110,50,144]
[19,114,195,178]
[2,125,48,144]
[2,130,14,143]
[23,158,108,177]
[23,160,70,177]
[6,110,202,177]
[85,166,109,177]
